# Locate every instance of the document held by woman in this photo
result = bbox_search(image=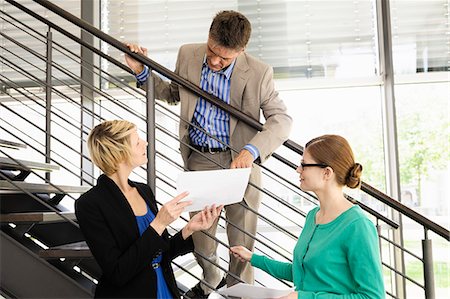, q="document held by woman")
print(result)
[176,168,251,212]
